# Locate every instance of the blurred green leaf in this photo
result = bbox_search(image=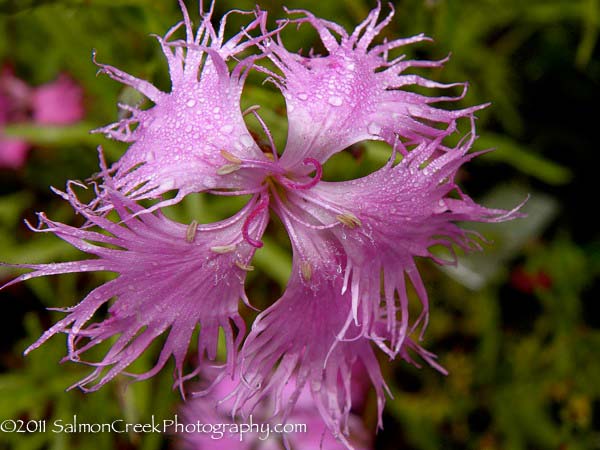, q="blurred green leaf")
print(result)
[477,133,573,185]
